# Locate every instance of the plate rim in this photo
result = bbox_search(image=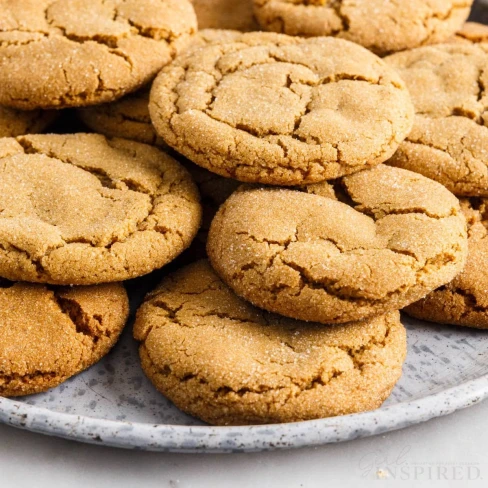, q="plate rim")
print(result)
[1,373,488,452]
